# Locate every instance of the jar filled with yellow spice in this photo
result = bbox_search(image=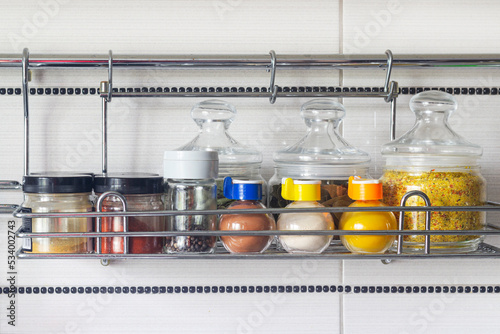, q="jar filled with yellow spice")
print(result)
[380,91,486,253]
